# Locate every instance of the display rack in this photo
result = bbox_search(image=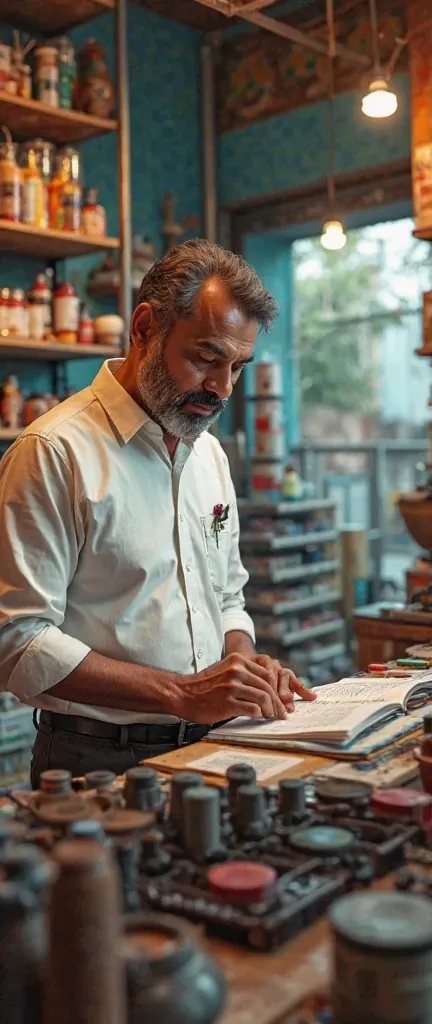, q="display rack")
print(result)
[0,0,131,443]
[239,498,345,677]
